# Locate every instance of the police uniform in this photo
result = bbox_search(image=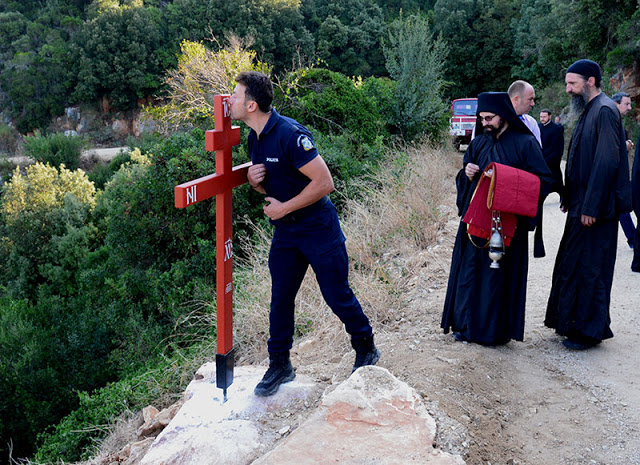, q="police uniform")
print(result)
[248,109,373,354]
